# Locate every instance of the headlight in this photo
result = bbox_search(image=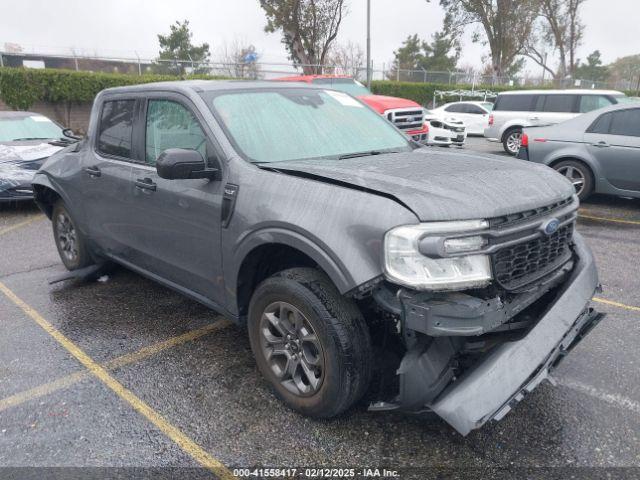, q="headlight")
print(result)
[383,220,492,291]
